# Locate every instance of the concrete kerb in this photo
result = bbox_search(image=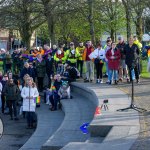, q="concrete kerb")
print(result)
[71,82,99,108]
[41,82,98,150]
